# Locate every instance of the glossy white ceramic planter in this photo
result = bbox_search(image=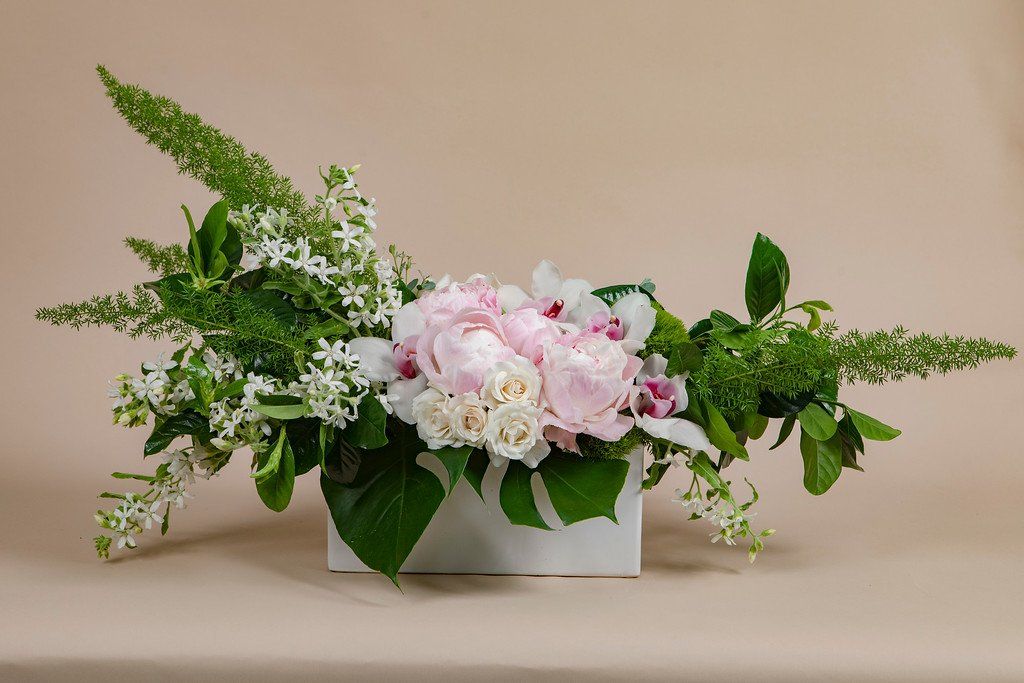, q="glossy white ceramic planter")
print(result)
[328,448,643,577]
